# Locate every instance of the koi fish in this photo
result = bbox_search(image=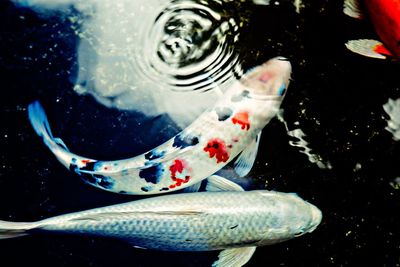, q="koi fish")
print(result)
[344,0,400,59]
[0,176,322,267]
[28,57,291,195]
